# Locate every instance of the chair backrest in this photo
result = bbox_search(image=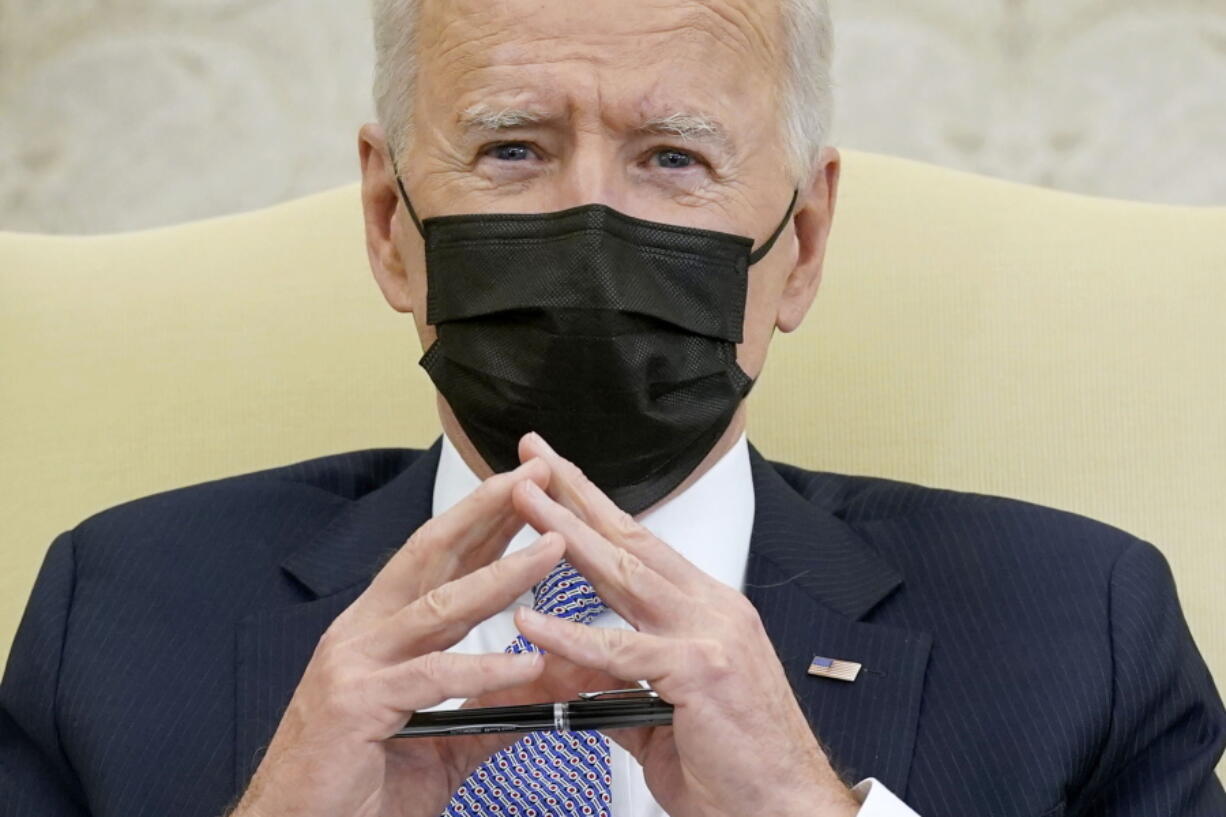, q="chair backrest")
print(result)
[3,152,1224,742]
